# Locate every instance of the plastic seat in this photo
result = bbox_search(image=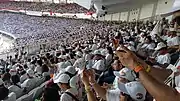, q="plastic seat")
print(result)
[16,91,34,101]
[35,77,45,87]
[32,86,44,100]
[3,92,16,101]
